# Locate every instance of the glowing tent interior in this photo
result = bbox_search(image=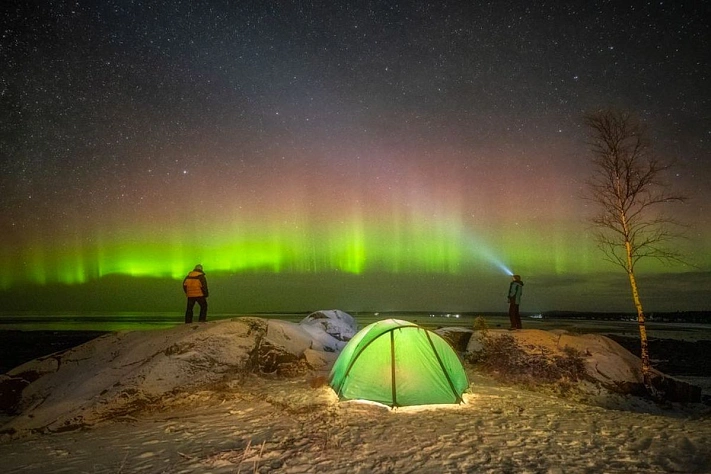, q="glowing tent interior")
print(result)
[329,319,469,407]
